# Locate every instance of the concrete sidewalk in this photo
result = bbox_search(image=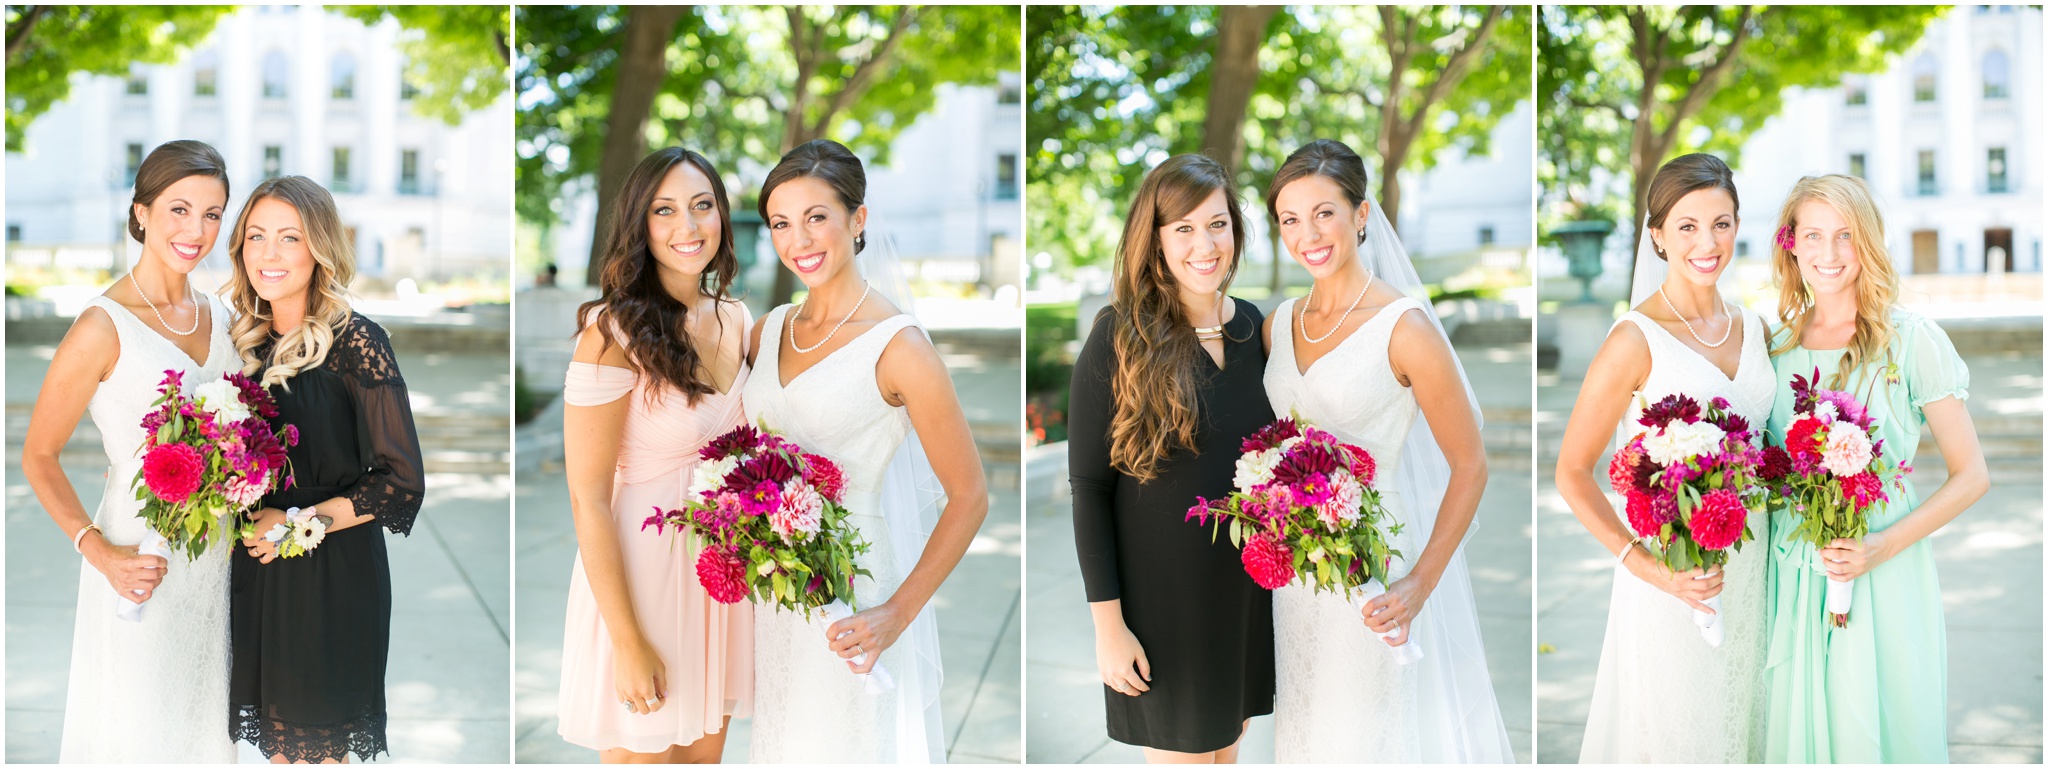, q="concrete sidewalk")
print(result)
[5,343,513,763]
[1534,350,2044,763]
[1023,341,1537,763]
